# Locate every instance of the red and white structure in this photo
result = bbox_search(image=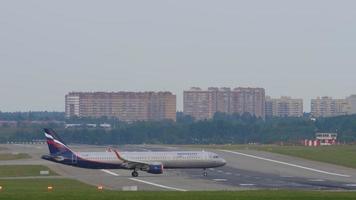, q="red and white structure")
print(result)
[304,133,337,147]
